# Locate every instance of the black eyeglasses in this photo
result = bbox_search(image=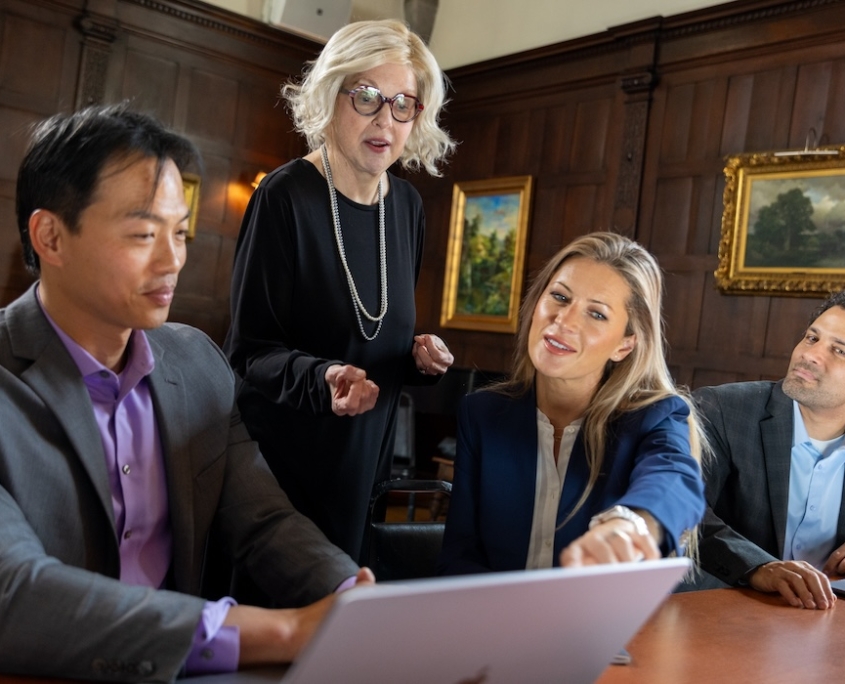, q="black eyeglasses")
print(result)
[343,86,424,123]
